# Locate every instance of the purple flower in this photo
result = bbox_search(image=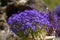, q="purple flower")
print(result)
[25,22,31,26]
[37,25,41,28]
[12,28,17,33]
[24,25,29,28]
[8,17,13,25]
[31,26,36,31]
[24,30,28,34]
[19,26,24,30]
